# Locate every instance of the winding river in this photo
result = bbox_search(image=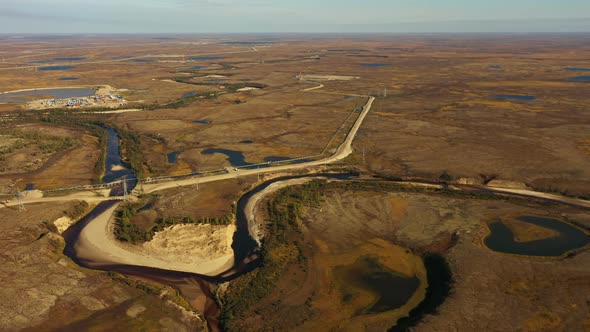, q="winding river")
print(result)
[62,126,435,330]
[58,123,590,331]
